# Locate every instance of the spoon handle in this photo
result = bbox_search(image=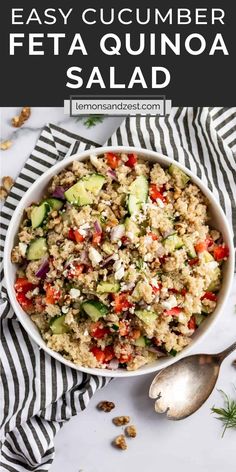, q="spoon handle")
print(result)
[217,341,236,362]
